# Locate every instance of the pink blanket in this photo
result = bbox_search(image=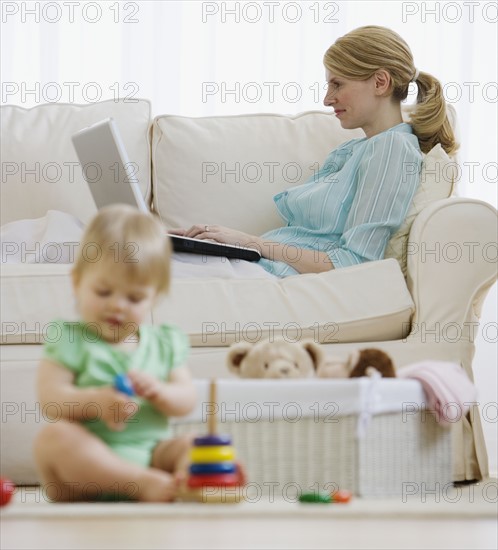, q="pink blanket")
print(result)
[397,360,477,426]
